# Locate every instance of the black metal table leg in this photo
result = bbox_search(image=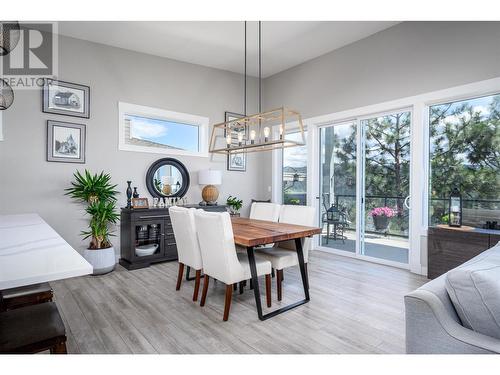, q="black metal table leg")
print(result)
[295,238,310,295]
[246,238,310,321]
[246,247,264,320]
